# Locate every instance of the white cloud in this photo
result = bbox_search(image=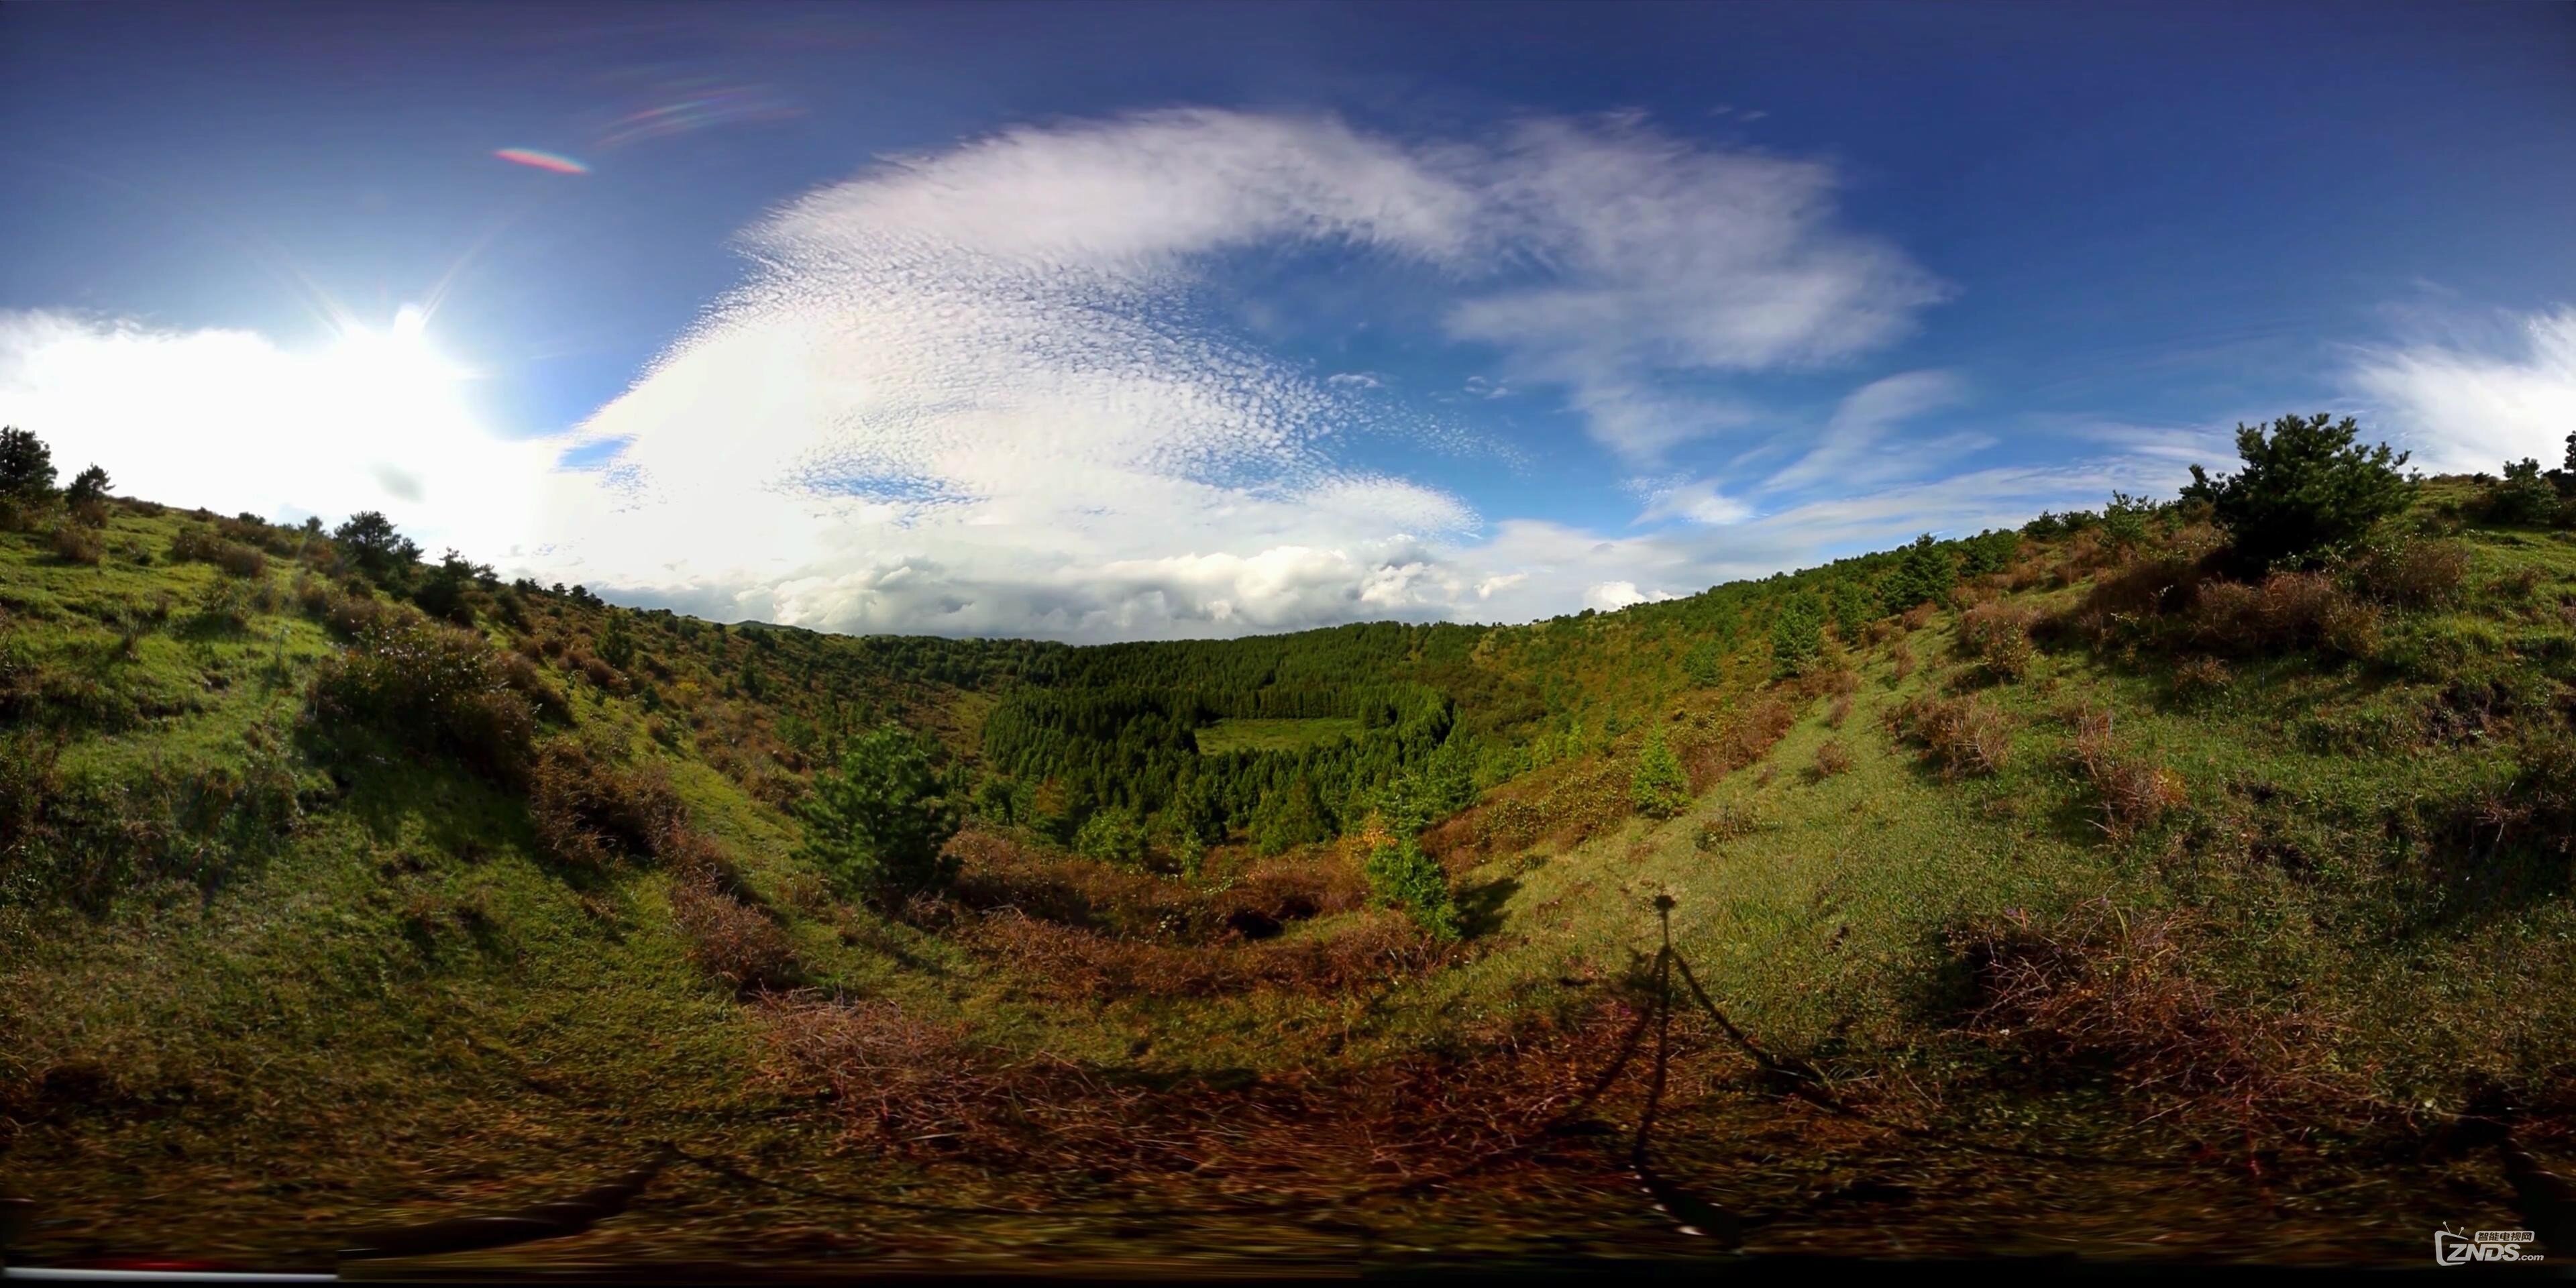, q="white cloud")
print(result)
[1764,369,1968,492]
[0,311,555,557]
[2348,307,2576,474]
[0,109,2206,641]
[1446,116,1947,461]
